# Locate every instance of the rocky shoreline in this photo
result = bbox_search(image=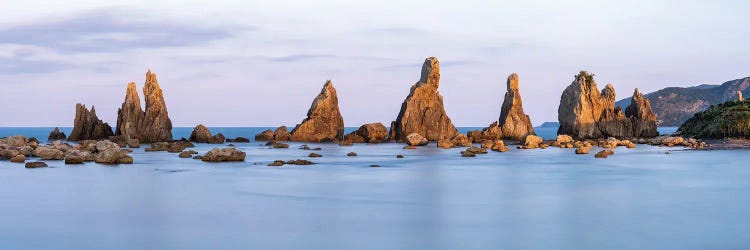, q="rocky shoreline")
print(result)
[2,59,747,166]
